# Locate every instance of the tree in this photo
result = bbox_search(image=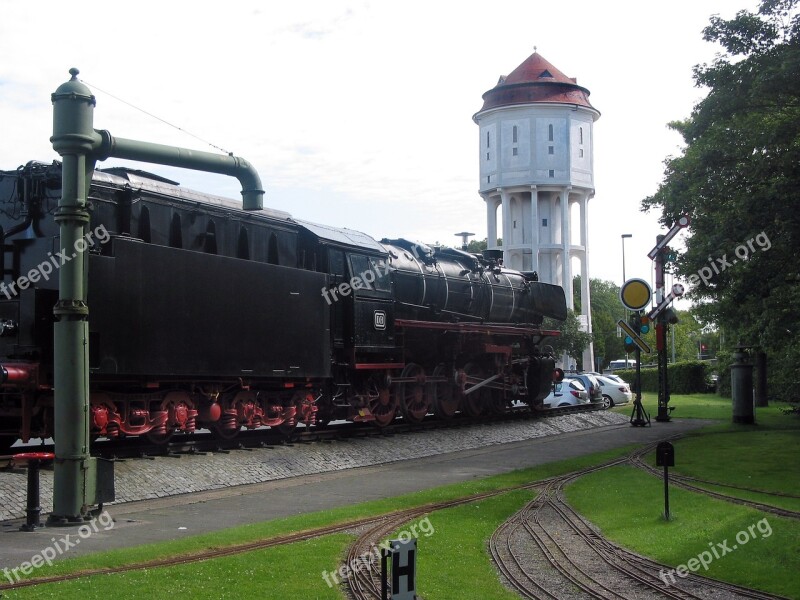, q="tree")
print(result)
[544,308,593,369]
[642,0,800,401]
[465,238,501,253]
